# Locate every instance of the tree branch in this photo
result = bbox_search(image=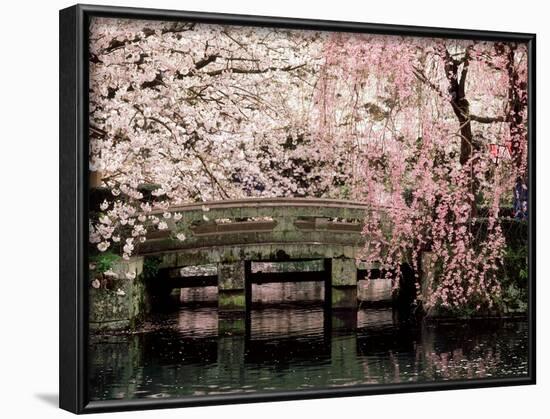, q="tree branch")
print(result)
[206,63,306,77]
[469,114,505,124]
